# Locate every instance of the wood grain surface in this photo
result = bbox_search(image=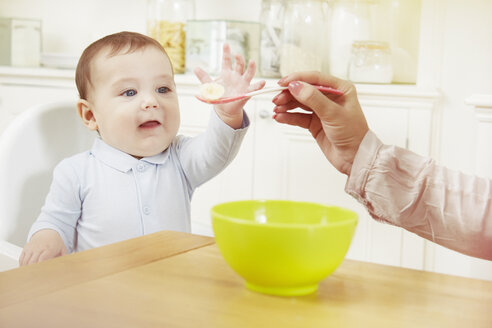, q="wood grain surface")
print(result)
[1,231,491,328]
